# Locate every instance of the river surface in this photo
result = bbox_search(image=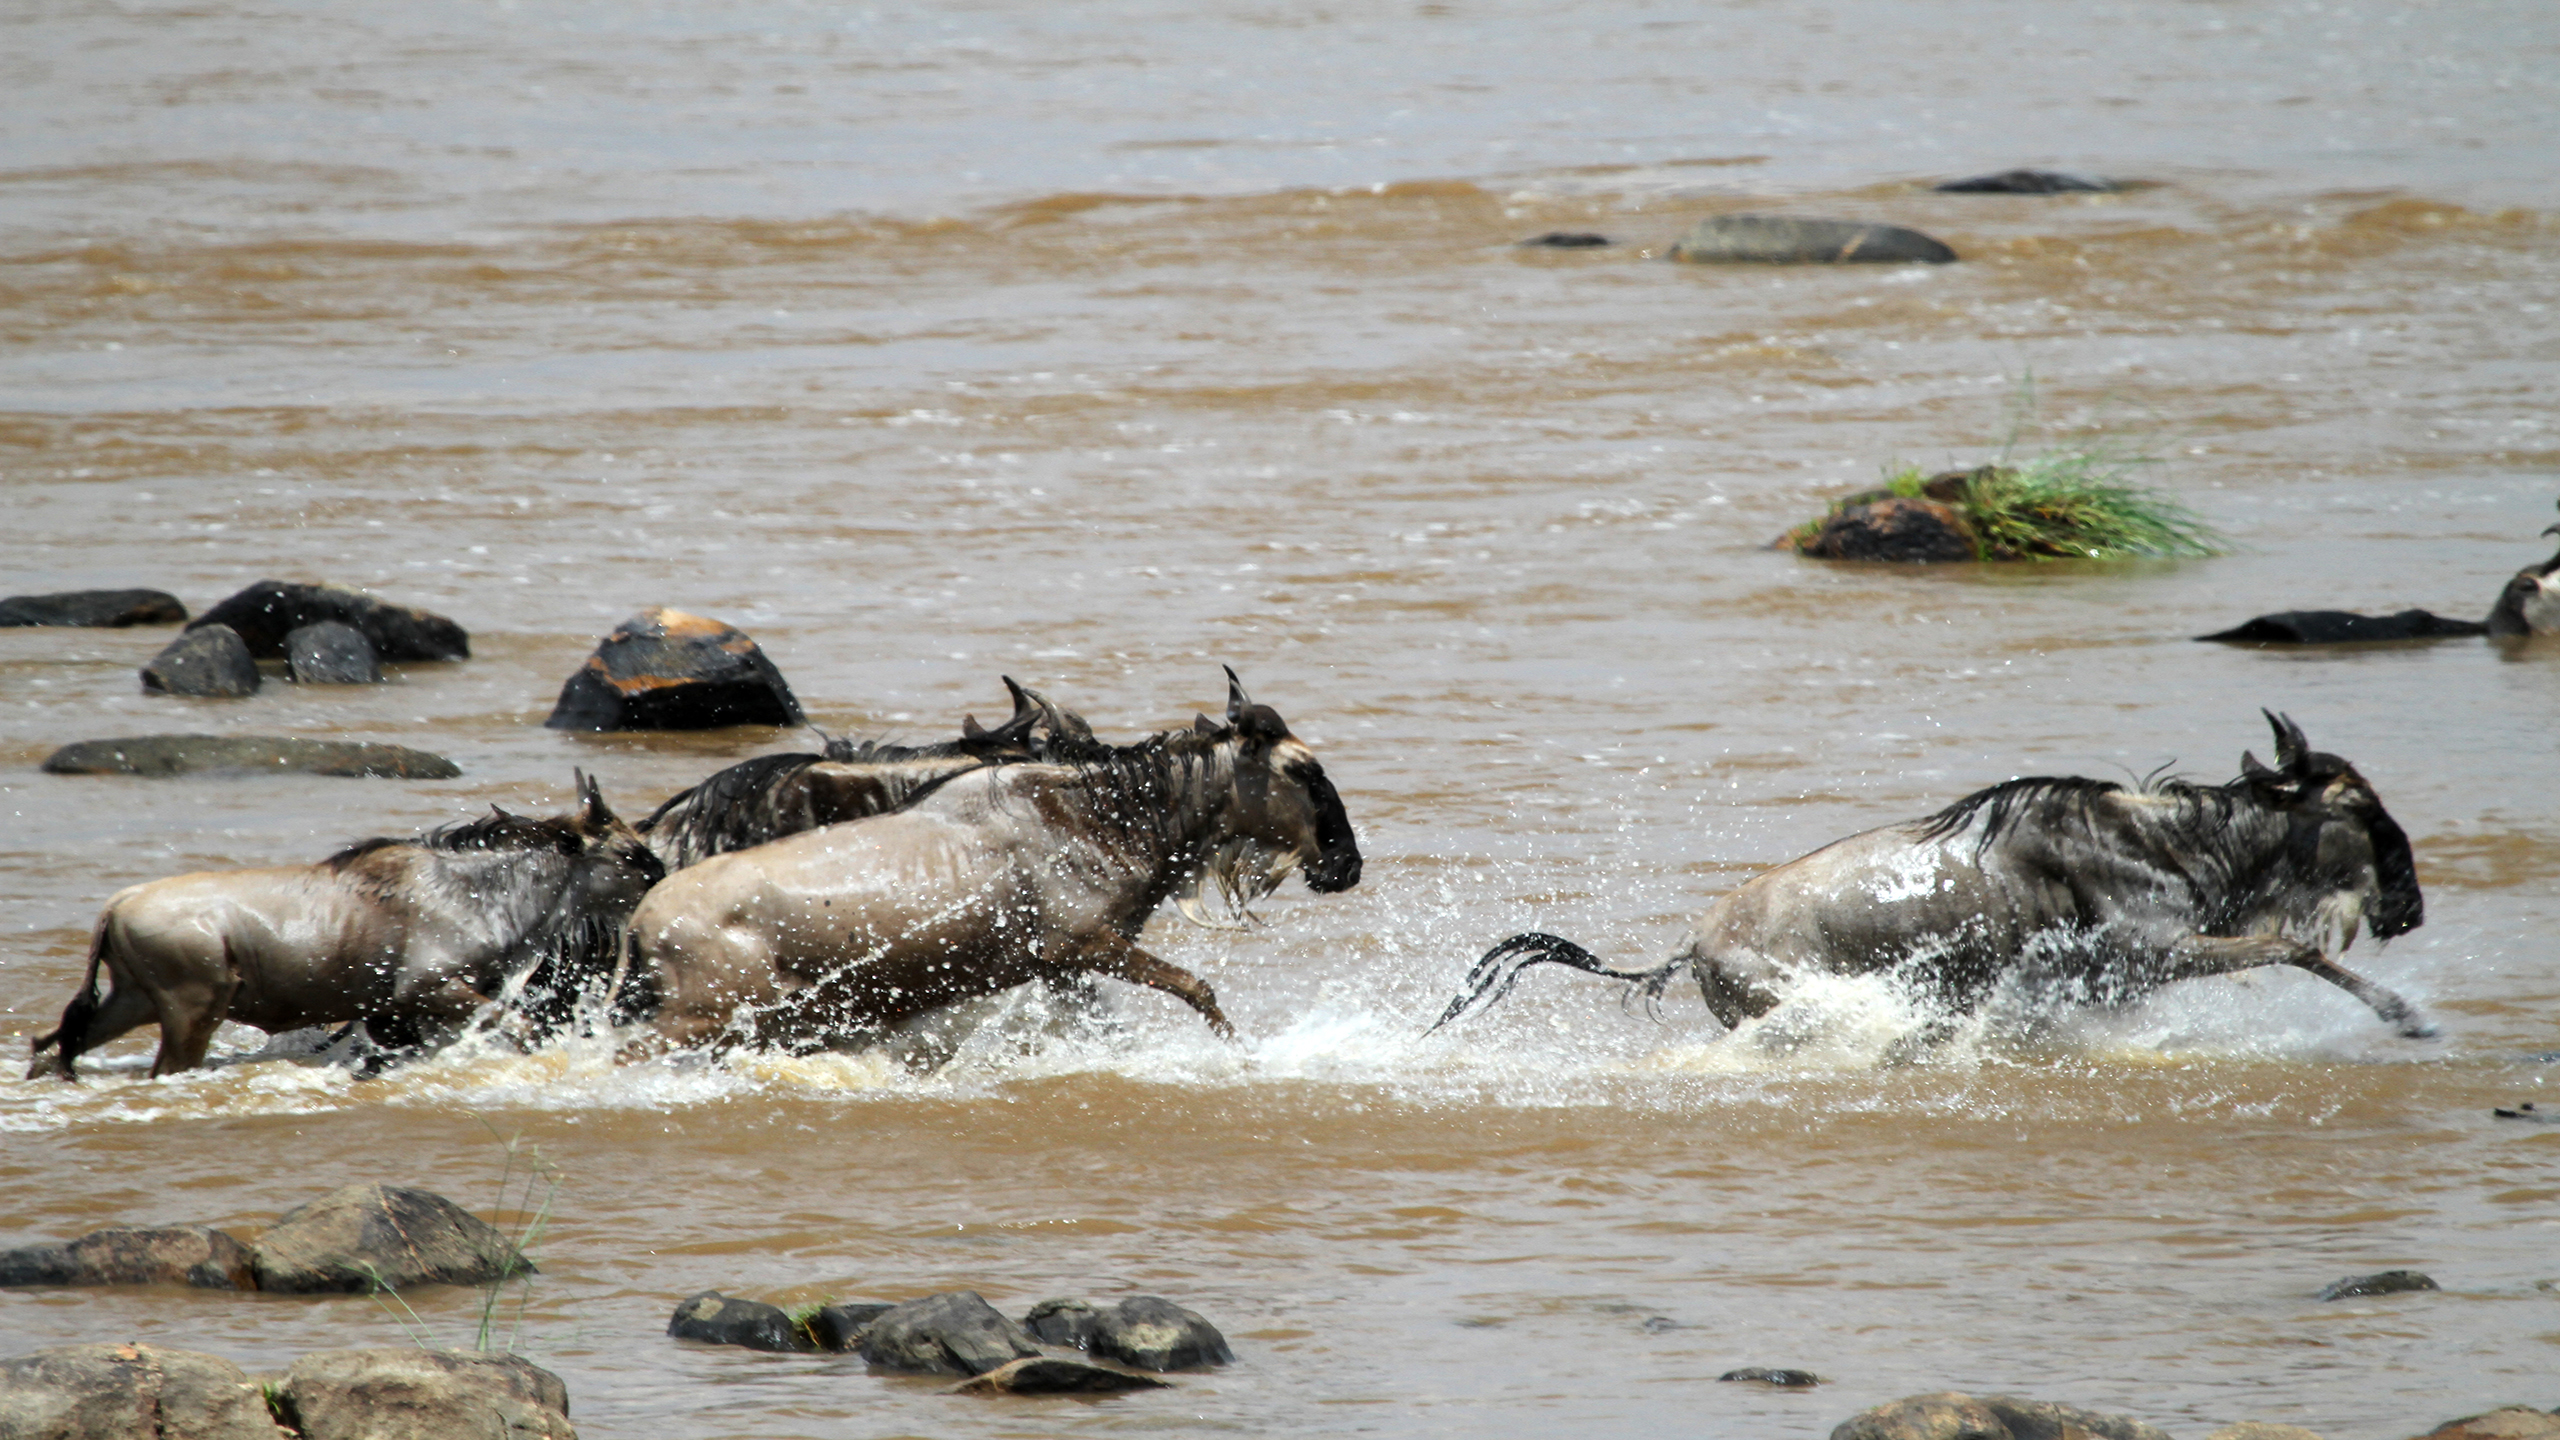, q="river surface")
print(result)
[5,3,2559,1436]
